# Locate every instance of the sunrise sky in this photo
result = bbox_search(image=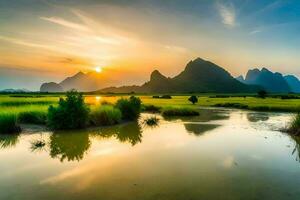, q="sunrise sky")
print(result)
[1,0,300,90]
